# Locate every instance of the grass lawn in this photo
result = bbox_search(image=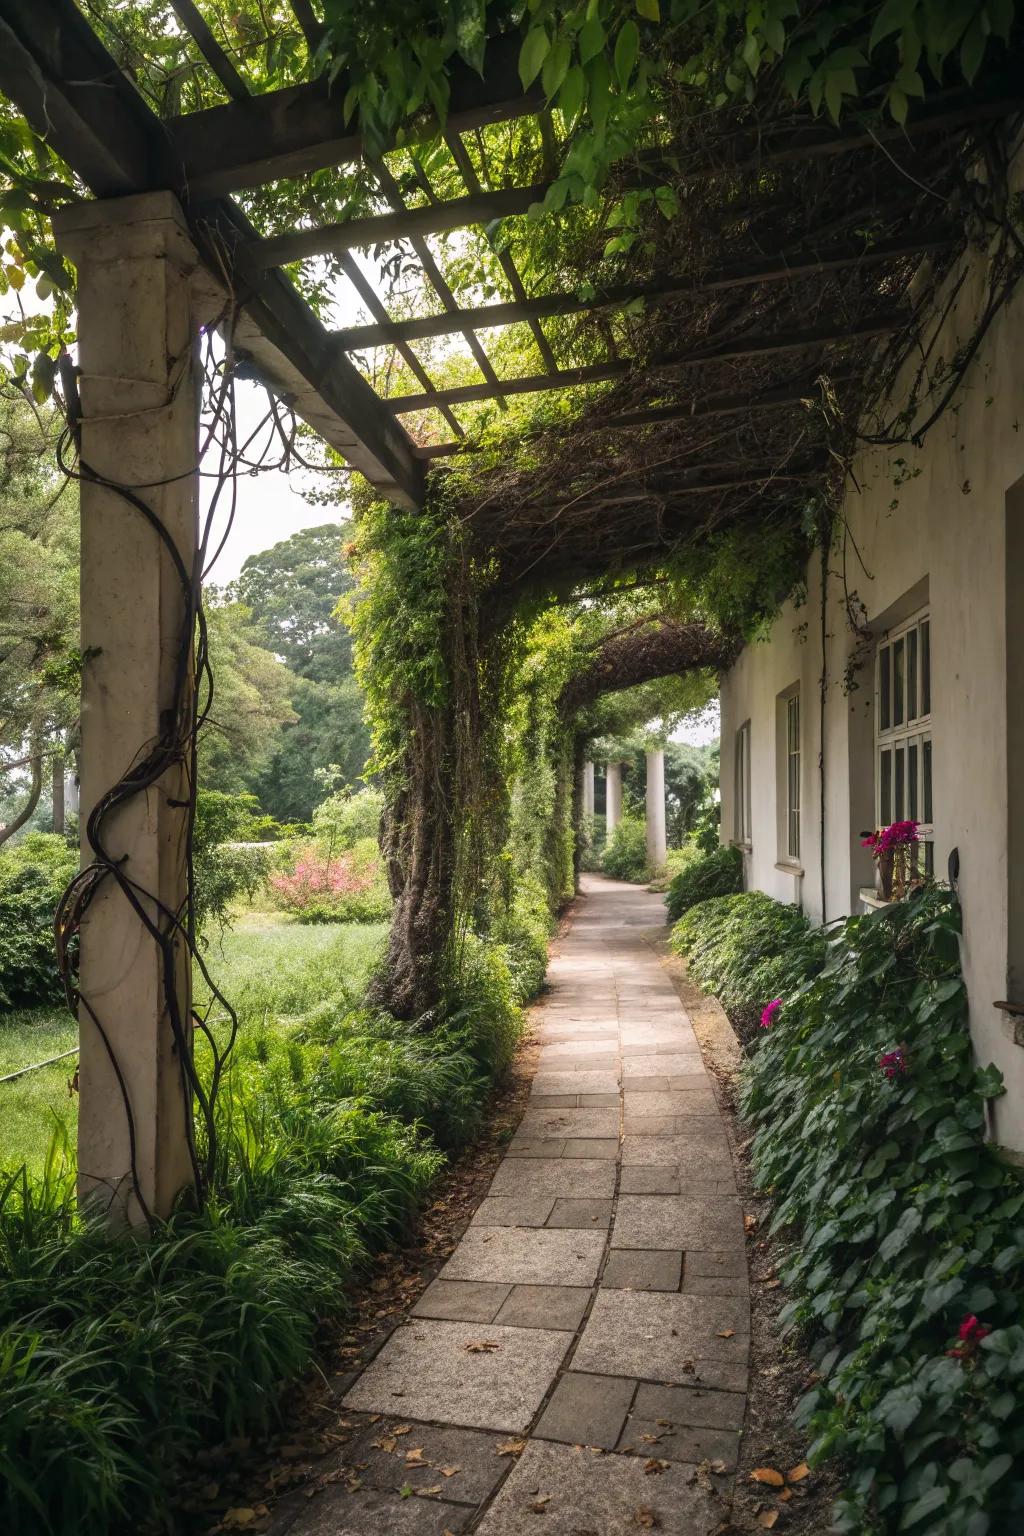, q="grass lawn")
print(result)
[1,912,389,1179]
